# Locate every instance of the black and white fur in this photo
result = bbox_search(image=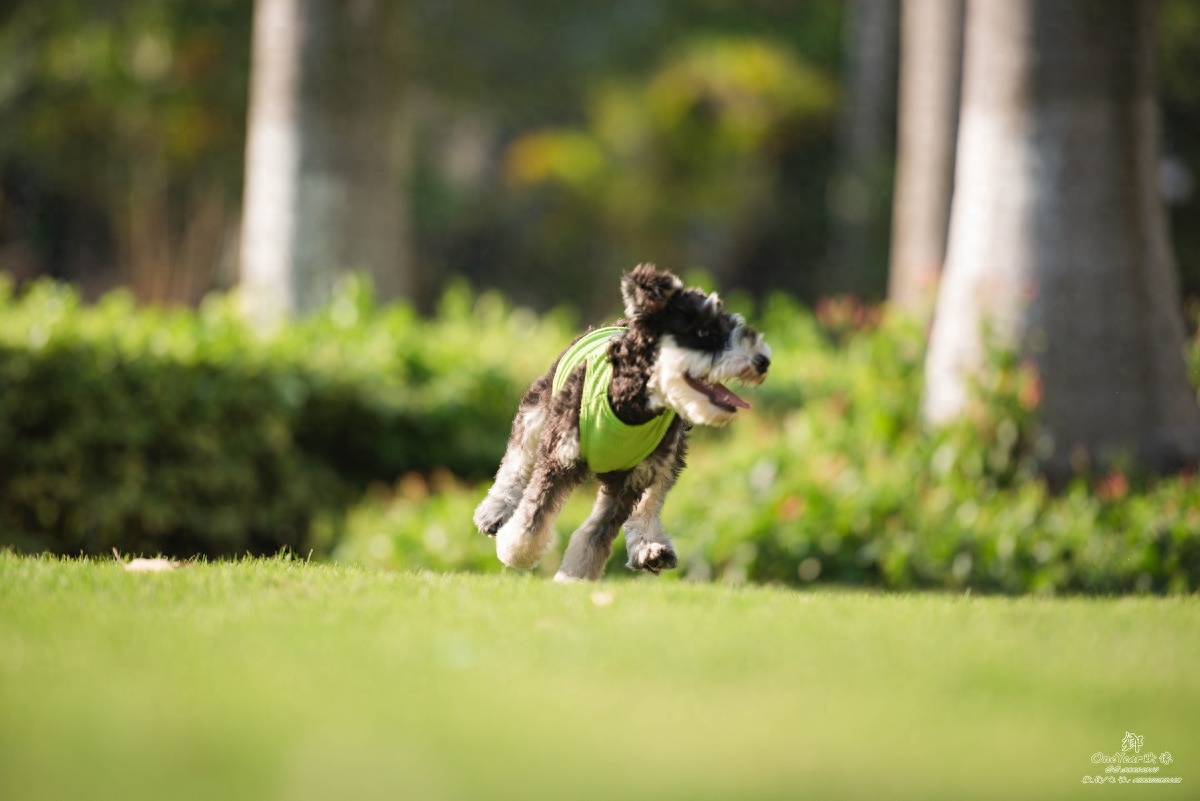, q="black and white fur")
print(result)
[473,264,771,582]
